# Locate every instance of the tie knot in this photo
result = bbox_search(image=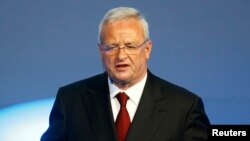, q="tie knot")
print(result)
[116,92,129,106]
